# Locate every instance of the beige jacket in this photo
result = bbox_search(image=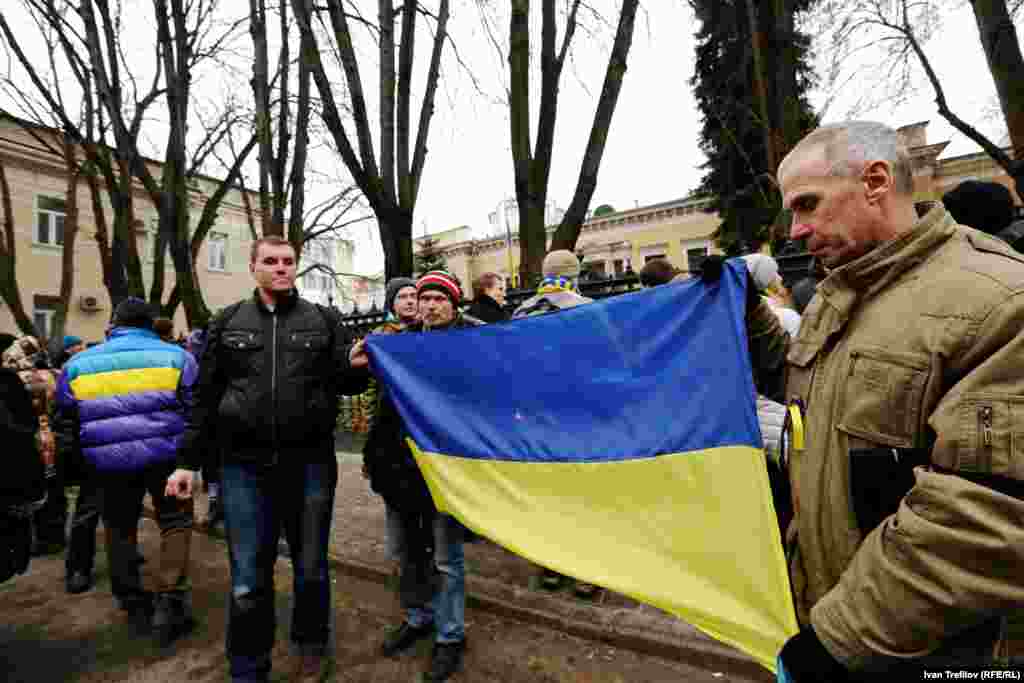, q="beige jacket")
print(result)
[748,204,1024,670]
